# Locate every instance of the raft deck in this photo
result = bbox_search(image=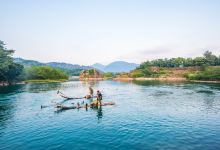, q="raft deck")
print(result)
[55,102,115,110]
